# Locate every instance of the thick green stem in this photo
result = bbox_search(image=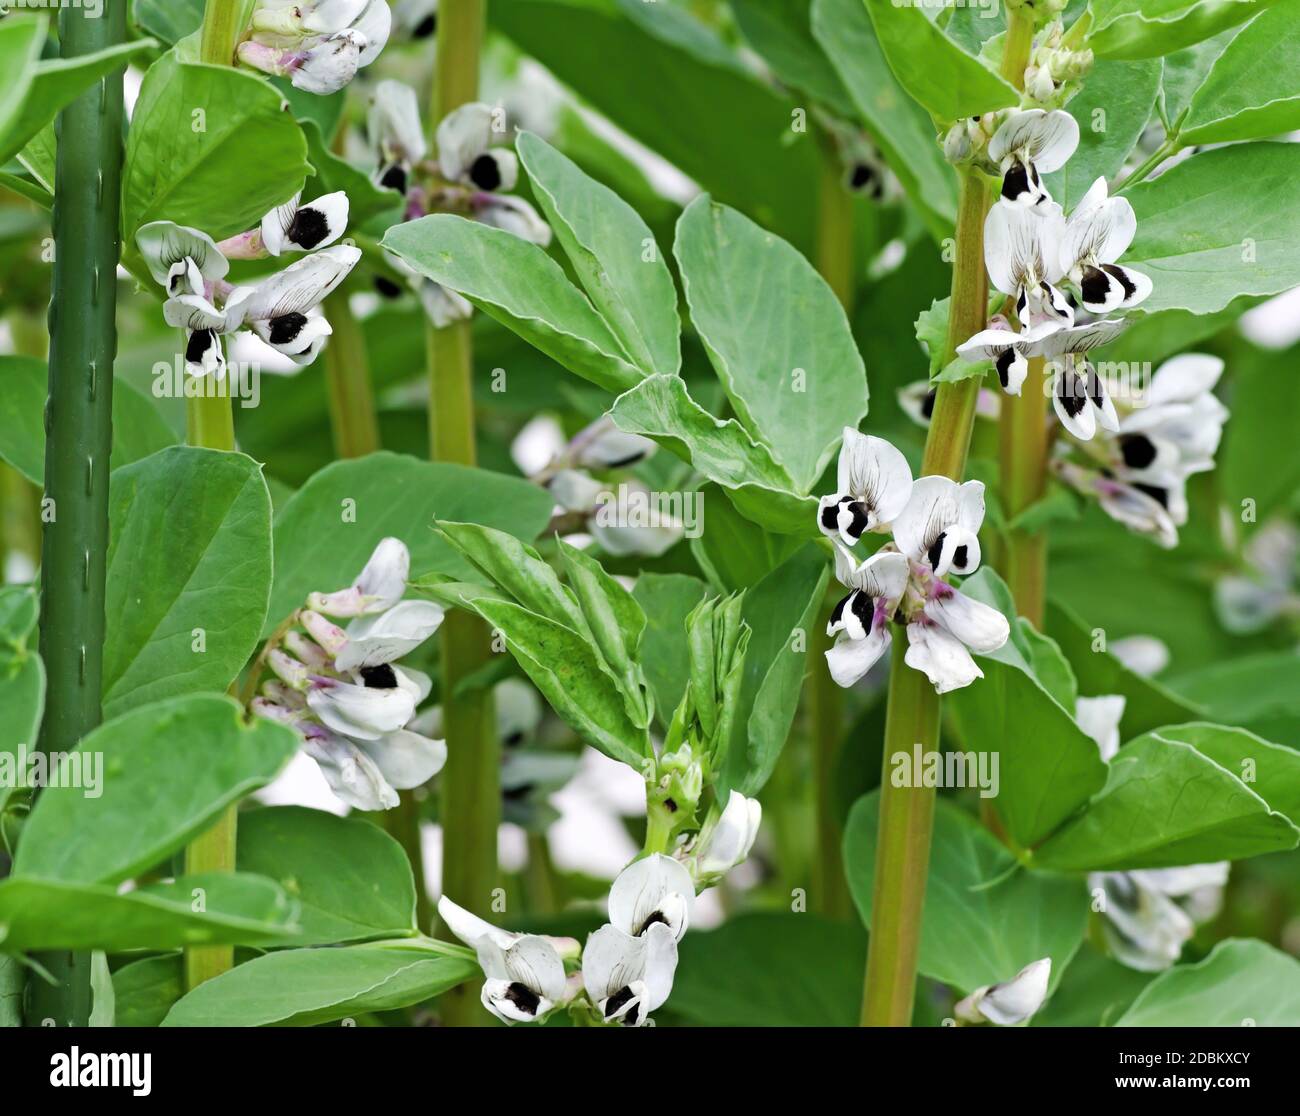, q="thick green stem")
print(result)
[26,0,127,1028]
[322,291,380,458]
[999,355,1049,626]
[427,0,497,1028]
[180,0,250,994]
[860,7,1035,1027]
[860,634,941,1026]
[1115,137,1181,192]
